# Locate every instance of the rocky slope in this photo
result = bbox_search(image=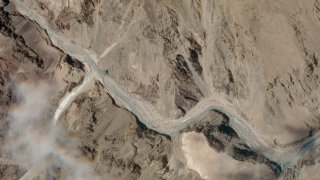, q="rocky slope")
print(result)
[14,0,320,144]
[59,82,201,180]
[1,0,320,179]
